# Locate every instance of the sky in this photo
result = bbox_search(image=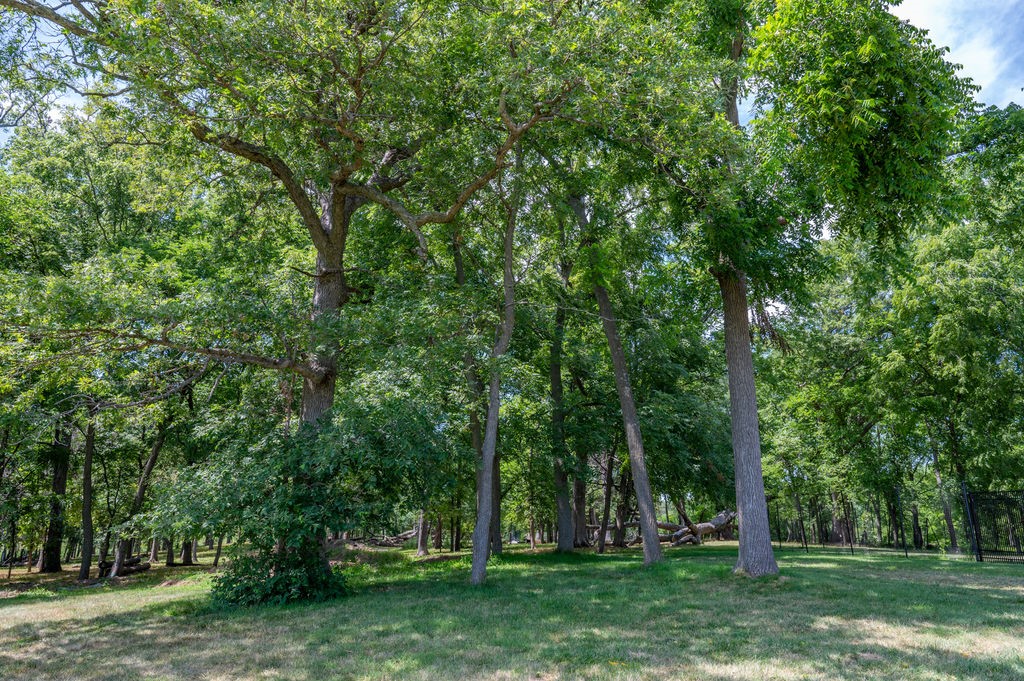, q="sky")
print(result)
[890,0,1024,107]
